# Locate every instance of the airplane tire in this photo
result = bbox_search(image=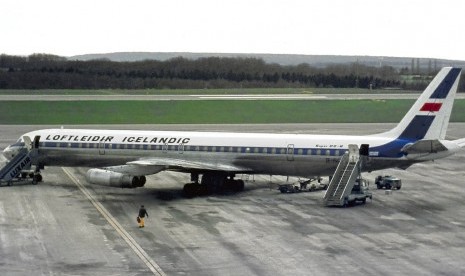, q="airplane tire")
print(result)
[32,174,42,184]
[183,183,196,198]
[139,176,146,186]
[223,179,244,192]
[235,180,244,192]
